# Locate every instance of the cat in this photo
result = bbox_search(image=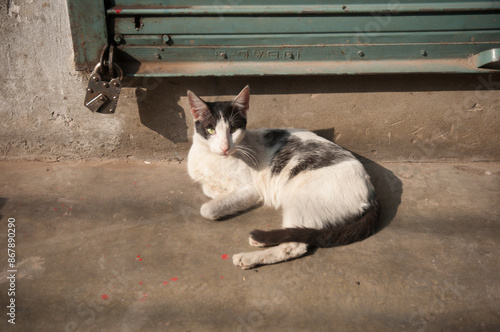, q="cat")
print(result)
[186,86,380,269]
